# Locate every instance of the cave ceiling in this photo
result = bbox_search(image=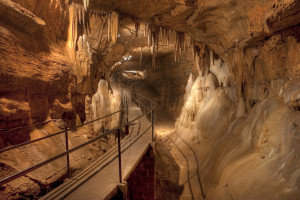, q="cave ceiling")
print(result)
[72,0,300,59]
